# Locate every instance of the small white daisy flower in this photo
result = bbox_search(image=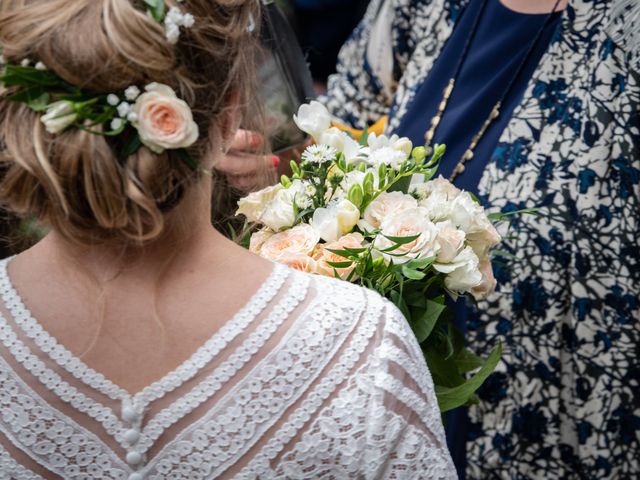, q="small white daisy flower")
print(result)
[106,94,120,106]
[34,61,46,71]
[117,102,131,118]
[110,118,124,131]
[301,144,337,164]
[124,86,140,101]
